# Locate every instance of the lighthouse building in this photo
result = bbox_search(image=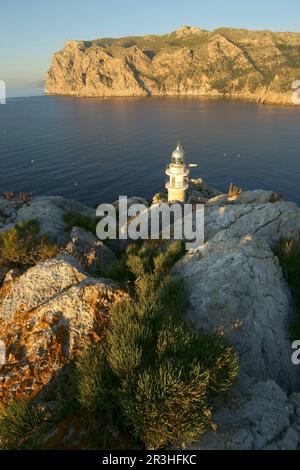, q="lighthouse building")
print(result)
[165,143,189,203]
